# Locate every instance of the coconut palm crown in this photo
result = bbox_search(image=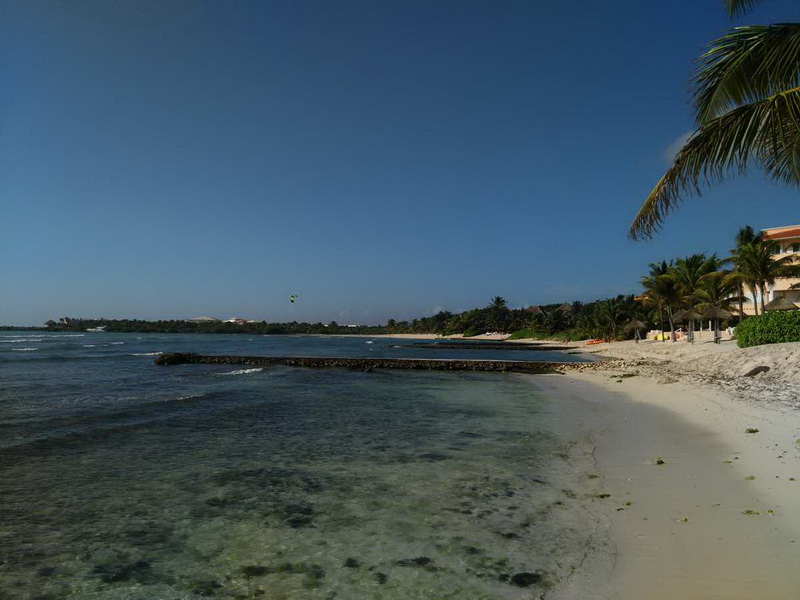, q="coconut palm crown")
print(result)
[629,0,800,239]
